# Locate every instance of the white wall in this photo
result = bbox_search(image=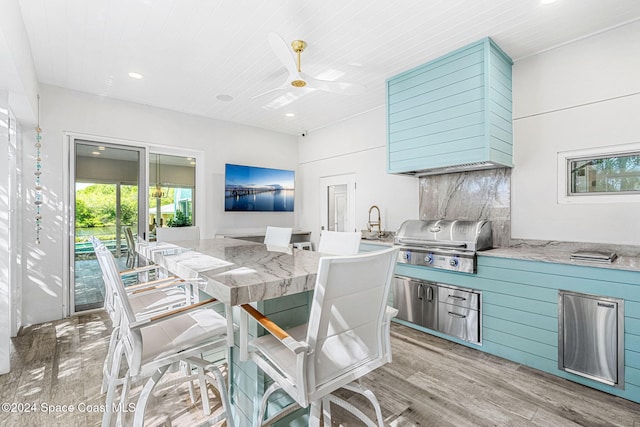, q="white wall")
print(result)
[21,85,298,325]
[511,21,640,245]
[0,0,37,373]
[0,91,10,374]
[0,0,38,124]
[298,107,419,246]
